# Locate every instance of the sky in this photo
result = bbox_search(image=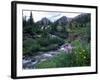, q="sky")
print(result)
[23,10,82,22]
